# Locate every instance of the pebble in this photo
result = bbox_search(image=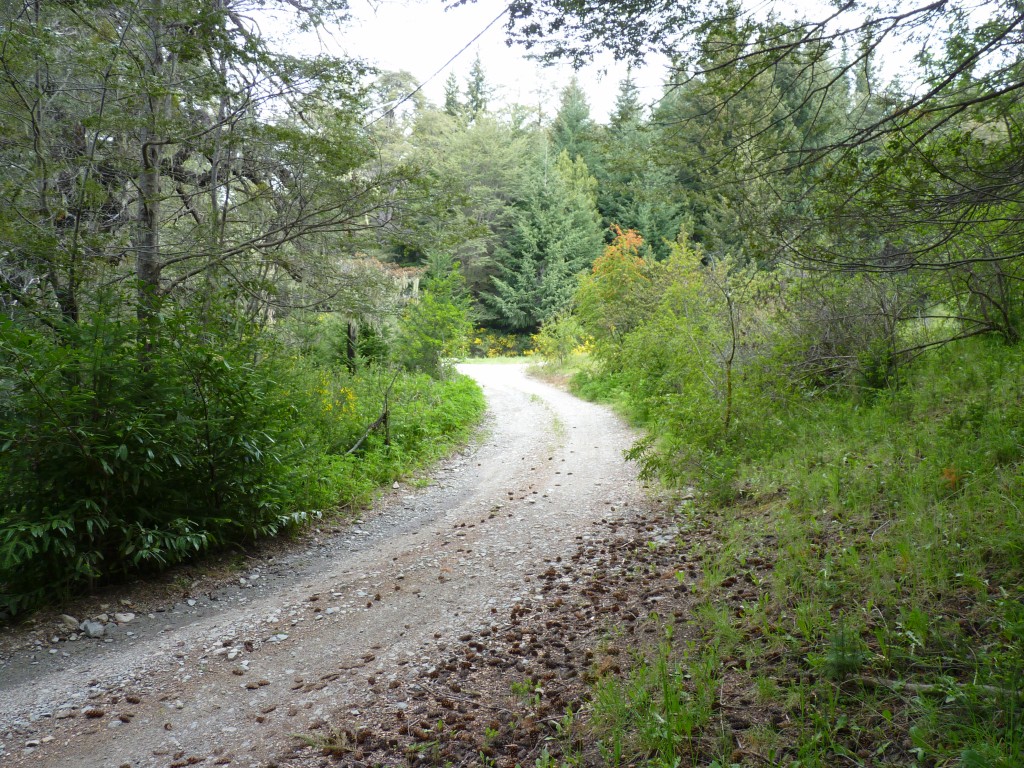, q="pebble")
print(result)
[0,383,645,761]
[80,621,105,639]
[59,615,79,630]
